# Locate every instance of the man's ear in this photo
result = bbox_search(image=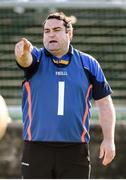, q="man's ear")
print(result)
[67,29,73,41]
